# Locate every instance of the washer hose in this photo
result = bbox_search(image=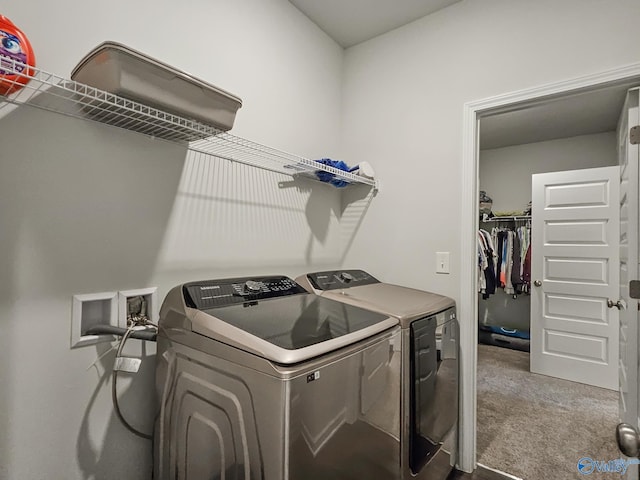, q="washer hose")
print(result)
[110,325,156,440]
